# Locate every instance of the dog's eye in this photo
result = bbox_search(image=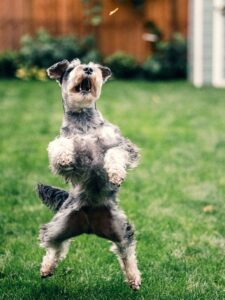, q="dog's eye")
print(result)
[66,67,74,74]
[61,67,74,82]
